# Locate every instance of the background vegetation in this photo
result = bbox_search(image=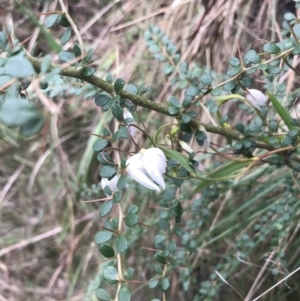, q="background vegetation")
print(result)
[1,0,300,301]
